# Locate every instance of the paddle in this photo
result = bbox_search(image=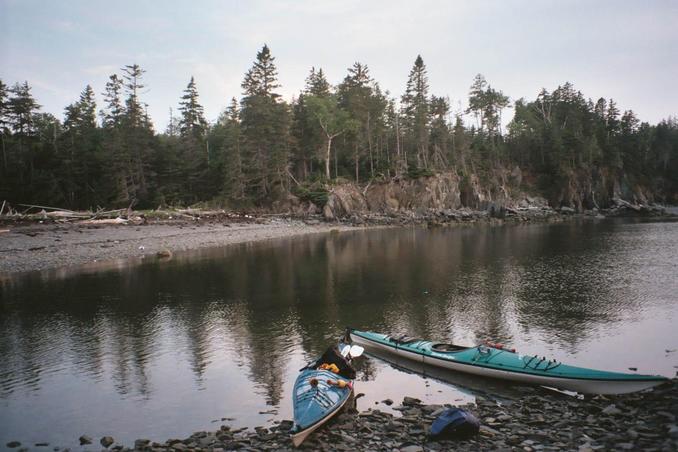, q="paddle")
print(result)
[340,344,364,359]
